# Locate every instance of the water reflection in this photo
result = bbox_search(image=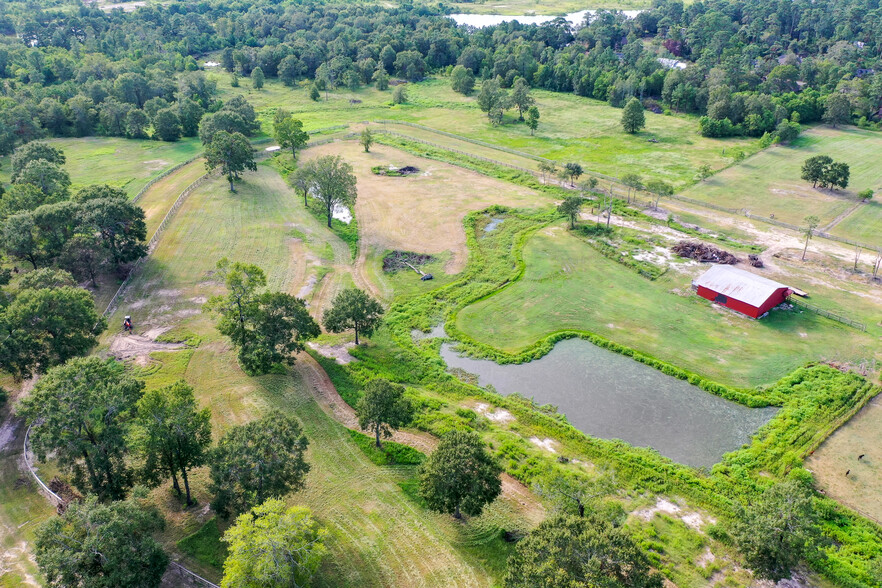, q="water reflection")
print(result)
[440,338,776,468]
